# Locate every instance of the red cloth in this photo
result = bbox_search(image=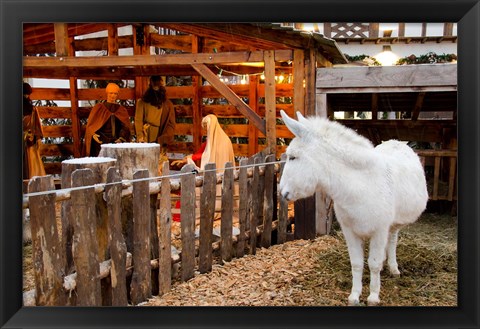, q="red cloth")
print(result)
[191,142,206,162]
[173,142,206,222]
